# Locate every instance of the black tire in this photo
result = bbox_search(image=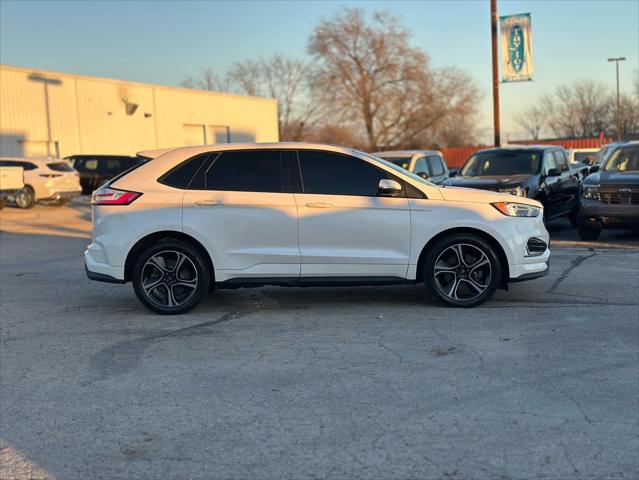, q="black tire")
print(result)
[132,239,211,315]
[423,233,501,308]
[577,218,601,241]
[0,198,6,210]
[15,185,36,209]
[568,208,578,228]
